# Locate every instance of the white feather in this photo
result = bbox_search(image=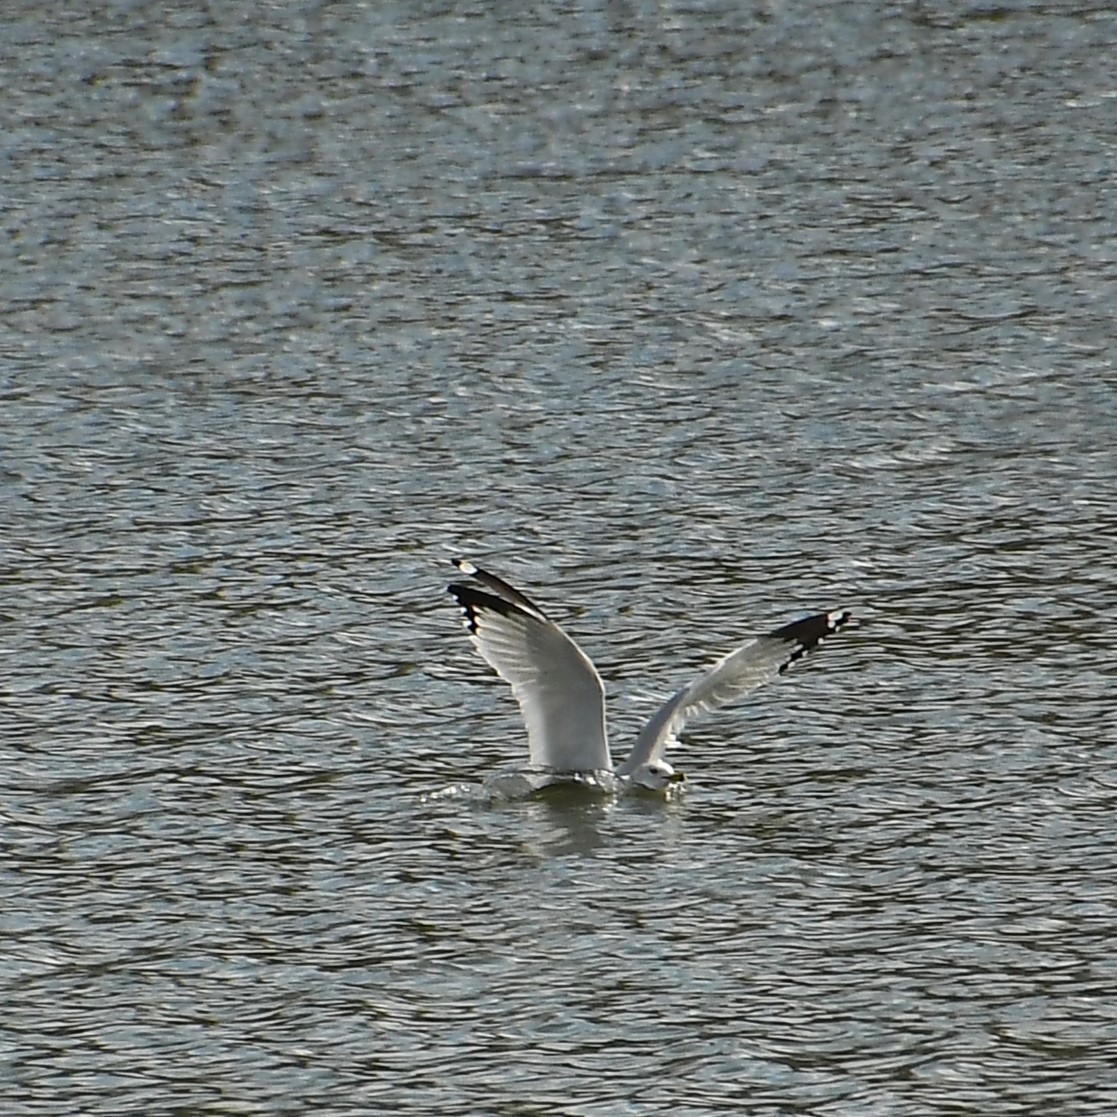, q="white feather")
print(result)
[450,562,610,772]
